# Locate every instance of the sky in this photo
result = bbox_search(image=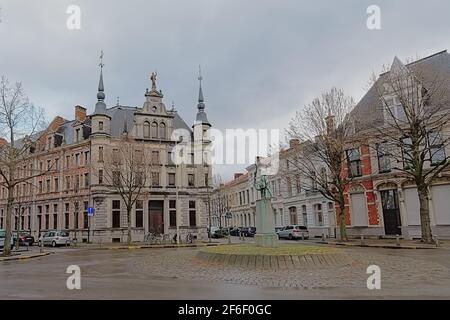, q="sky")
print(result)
[1,0,450,180]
